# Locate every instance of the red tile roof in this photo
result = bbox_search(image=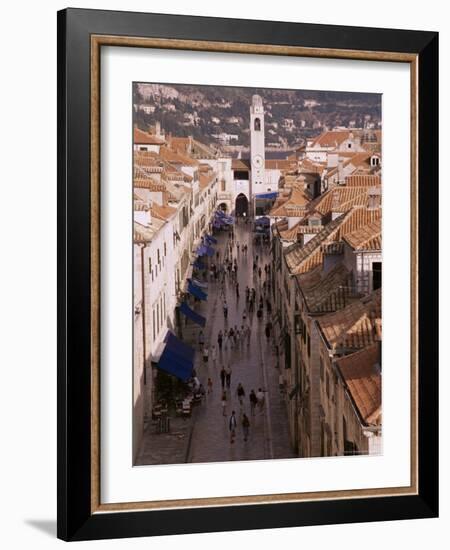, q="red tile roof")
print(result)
[297,263,358,313]
[317,289,381,352]
[284,207,381,275]
[311,130,350,148]
[134,177,166,191]
[134,127,165,145]
[346,174,381,187]
[151,202,177,220]
[344,219,382,251]
[335,343,381,425]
